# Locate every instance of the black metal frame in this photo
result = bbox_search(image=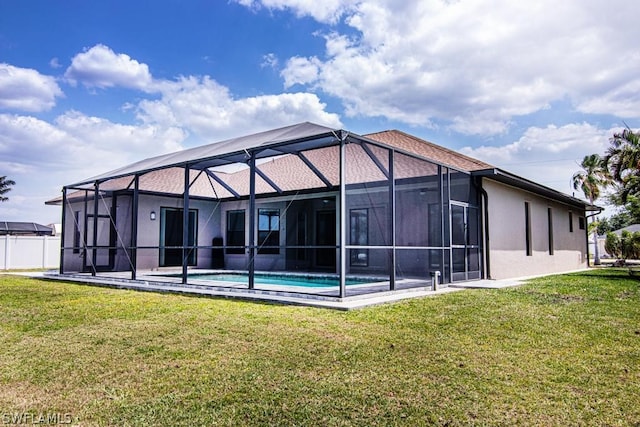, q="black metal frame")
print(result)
[58,129,484,298]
